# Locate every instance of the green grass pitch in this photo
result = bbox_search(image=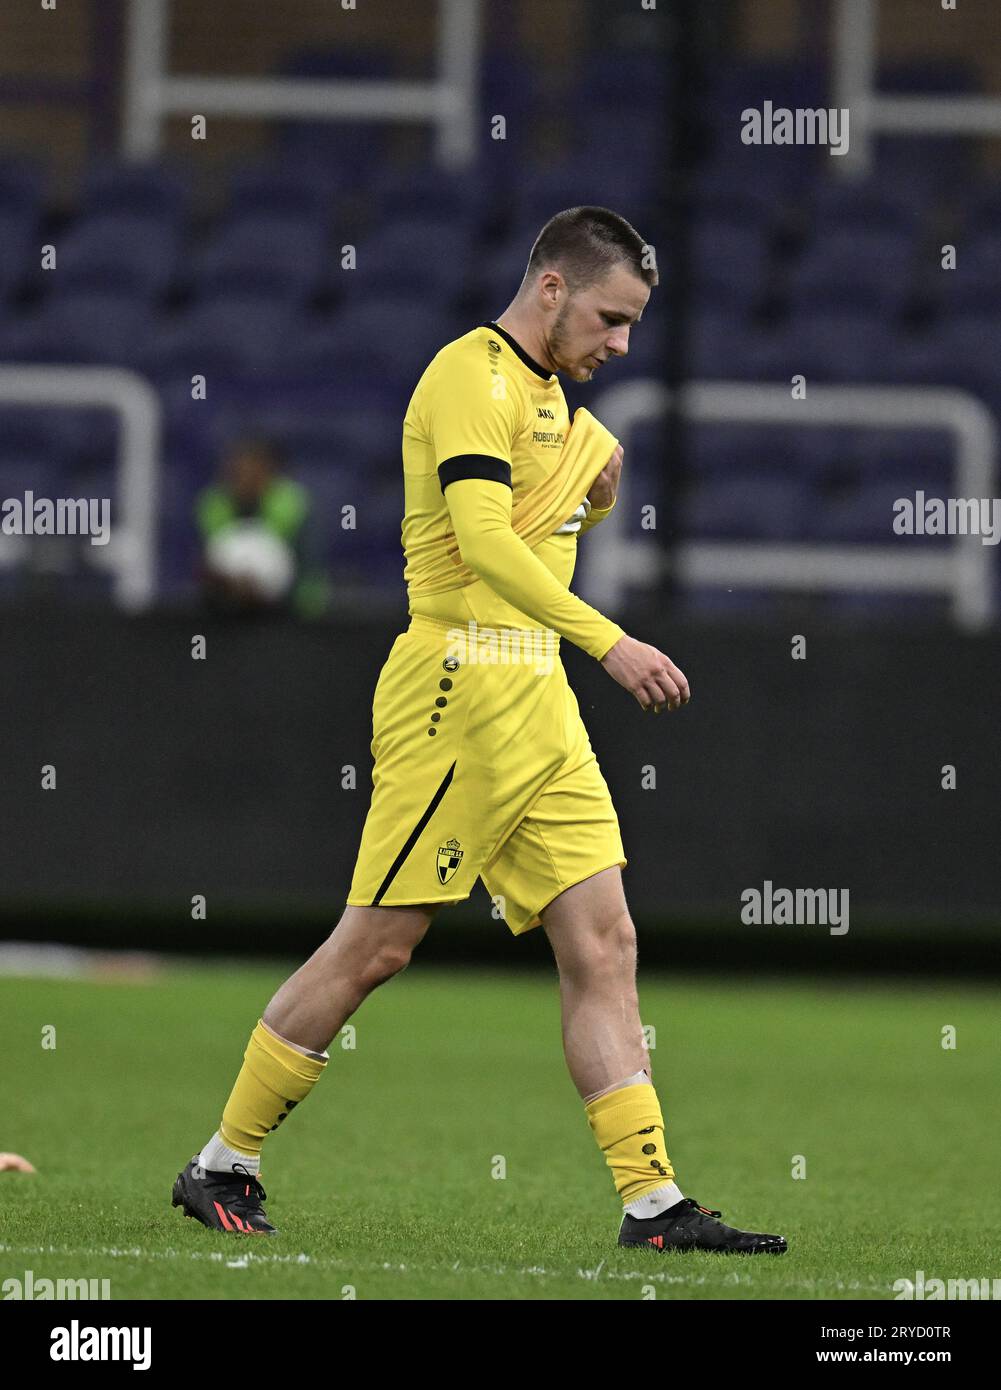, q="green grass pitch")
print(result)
[1,960,998,1300]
